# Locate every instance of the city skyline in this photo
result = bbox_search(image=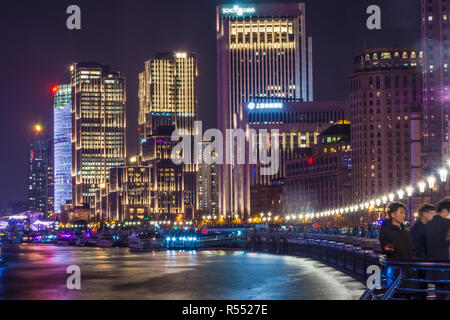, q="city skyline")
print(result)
[0,0,420,205]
